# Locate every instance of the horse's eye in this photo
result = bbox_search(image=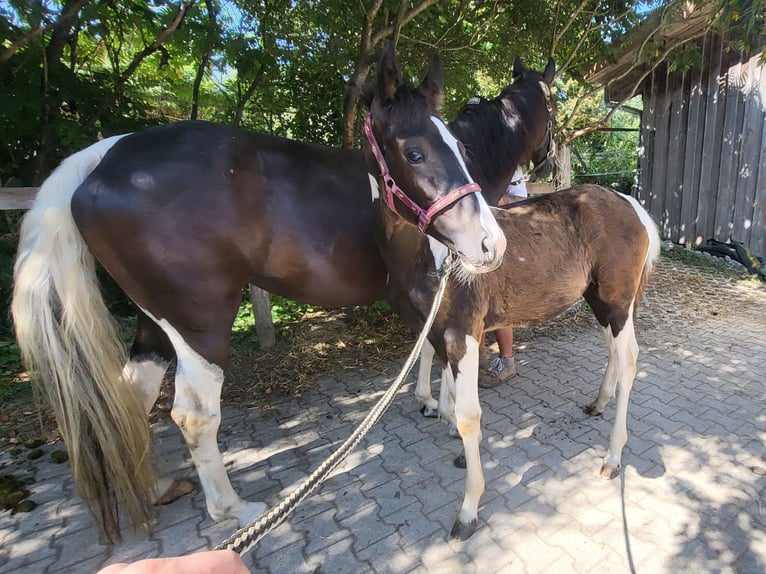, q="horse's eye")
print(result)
[405,148,424,164]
